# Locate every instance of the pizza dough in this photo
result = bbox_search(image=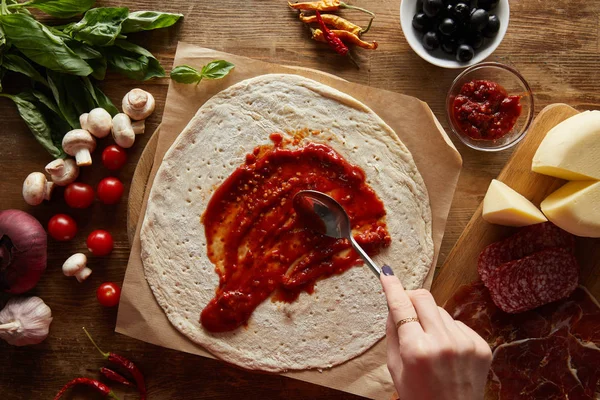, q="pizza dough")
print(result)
[140,74,433,372]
